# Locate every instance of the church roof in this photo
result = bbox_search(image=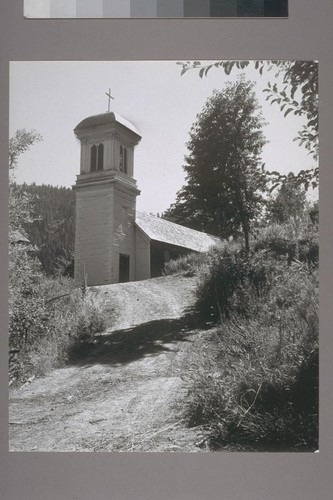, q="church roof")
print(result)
[135,212,221,253]
[74,112,141,138]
